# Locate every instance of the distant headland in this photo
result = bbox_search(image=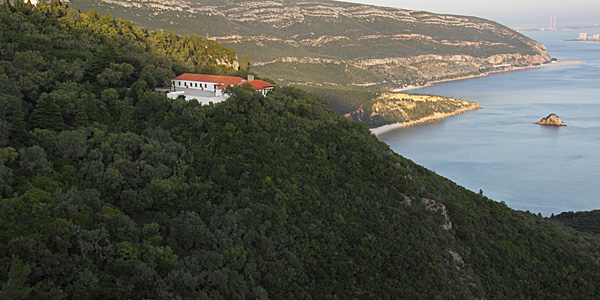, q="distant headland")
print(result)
[366,93,482,136]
